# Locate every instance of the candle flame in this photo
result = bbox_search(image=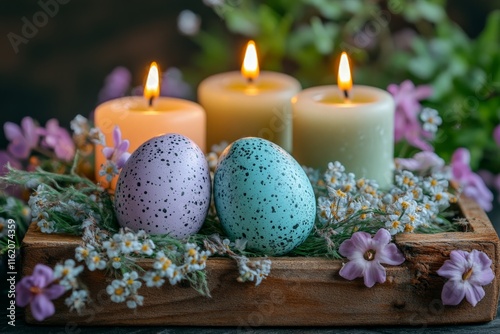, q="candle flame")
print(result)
[144,62,160,101]
[241,40,259,81]
[338,52,352,92]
